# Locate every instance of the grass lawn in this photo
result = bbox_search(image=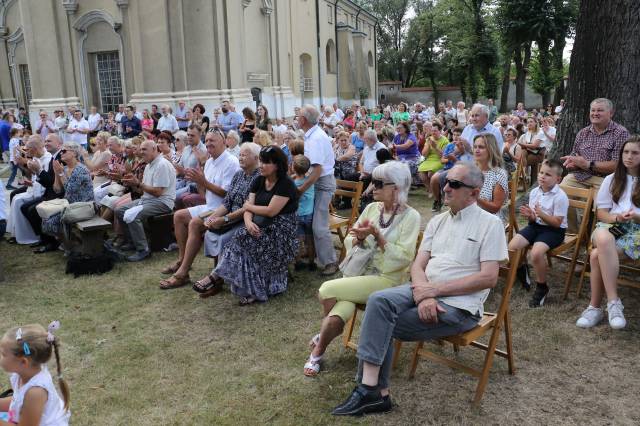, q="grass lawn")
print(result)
[1,188,639,425]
